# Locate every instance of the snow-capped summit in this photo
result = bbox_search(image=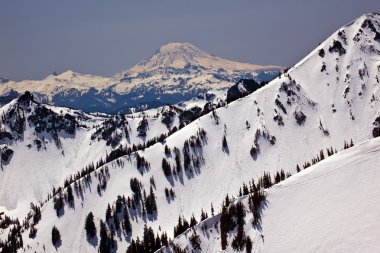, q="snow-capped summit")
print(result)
[134,42,208,71]
[44,70,110,88]
[127,42,277,74]
[53,70,80,80]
